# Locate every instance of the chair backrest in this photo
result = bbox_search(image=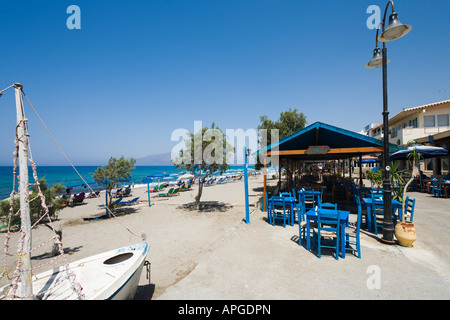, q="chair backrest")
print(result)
[302,191,316,210]
[319,202,337,210]
[371,192,383,210]
[270,196,286,207]
[317,207,340,233]
[405,196,415,222]
[355,196,362,234]
[371,188,383,194]
[279,192,292,197]
[371,193,383,200]
[295,201,305,222]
